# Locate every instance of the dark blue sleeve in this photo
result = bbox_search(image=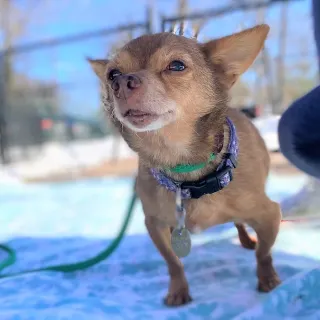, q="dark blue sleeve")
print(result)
[278,86,320,178]
[313,0,320,71]
[277,0,320,178]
